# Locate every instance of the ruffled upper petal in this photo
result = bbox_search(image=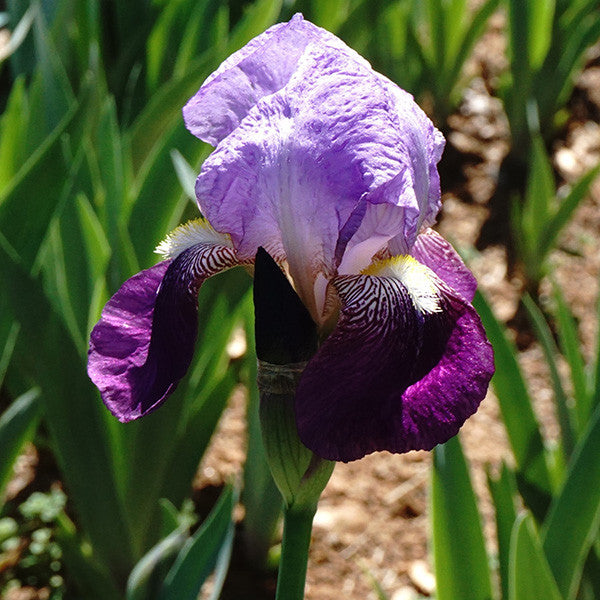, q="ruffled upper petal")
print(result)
[88,243,238,422]
[295,259,493,461]
[183,14,364,146]
[195,39,443,320]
